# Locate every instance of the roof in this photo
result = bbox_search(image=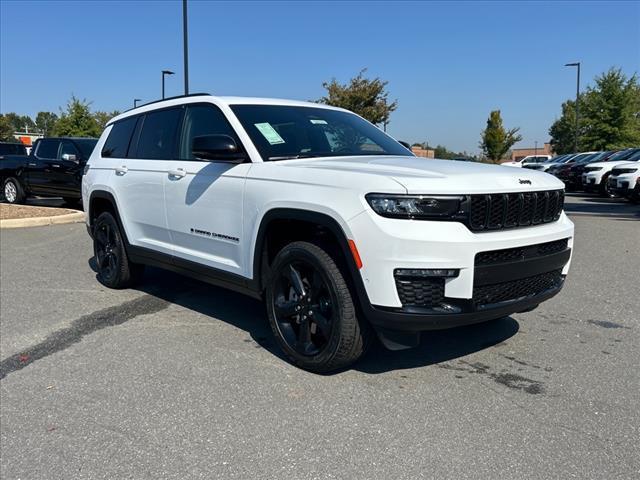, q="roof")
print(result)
[110,94,346,126]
